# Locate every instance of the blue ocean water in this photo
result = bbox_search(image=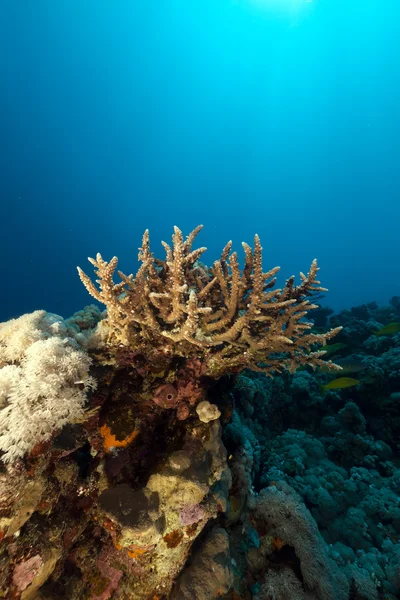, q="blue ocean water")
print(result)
[0,0,399,321]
